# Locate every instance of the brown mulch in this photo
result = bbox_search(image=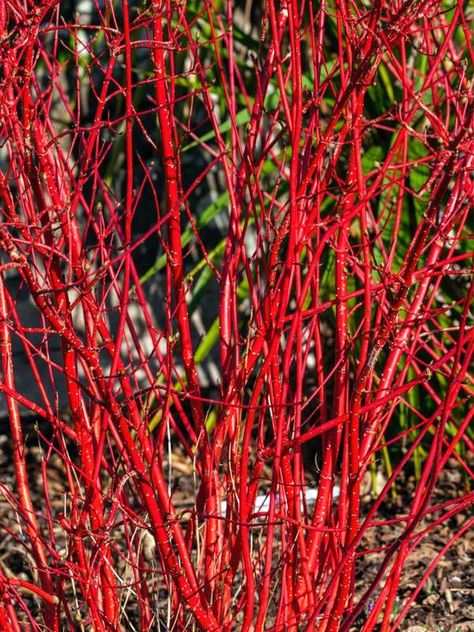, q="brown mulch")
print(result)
[355,507,473,632]
[0,418,472,630]
[355,460,473,632]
